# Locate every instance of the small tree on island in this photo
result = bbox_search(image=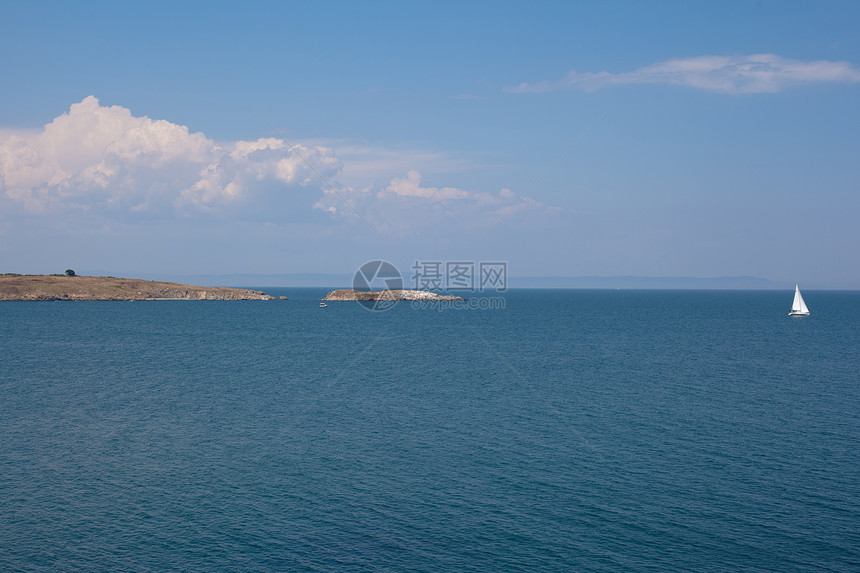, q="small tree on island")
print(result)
[65,269,76,277]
